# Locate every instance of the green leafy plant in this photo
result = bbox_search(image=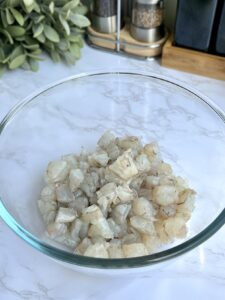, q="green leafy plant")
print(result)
[0,0,90,75]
